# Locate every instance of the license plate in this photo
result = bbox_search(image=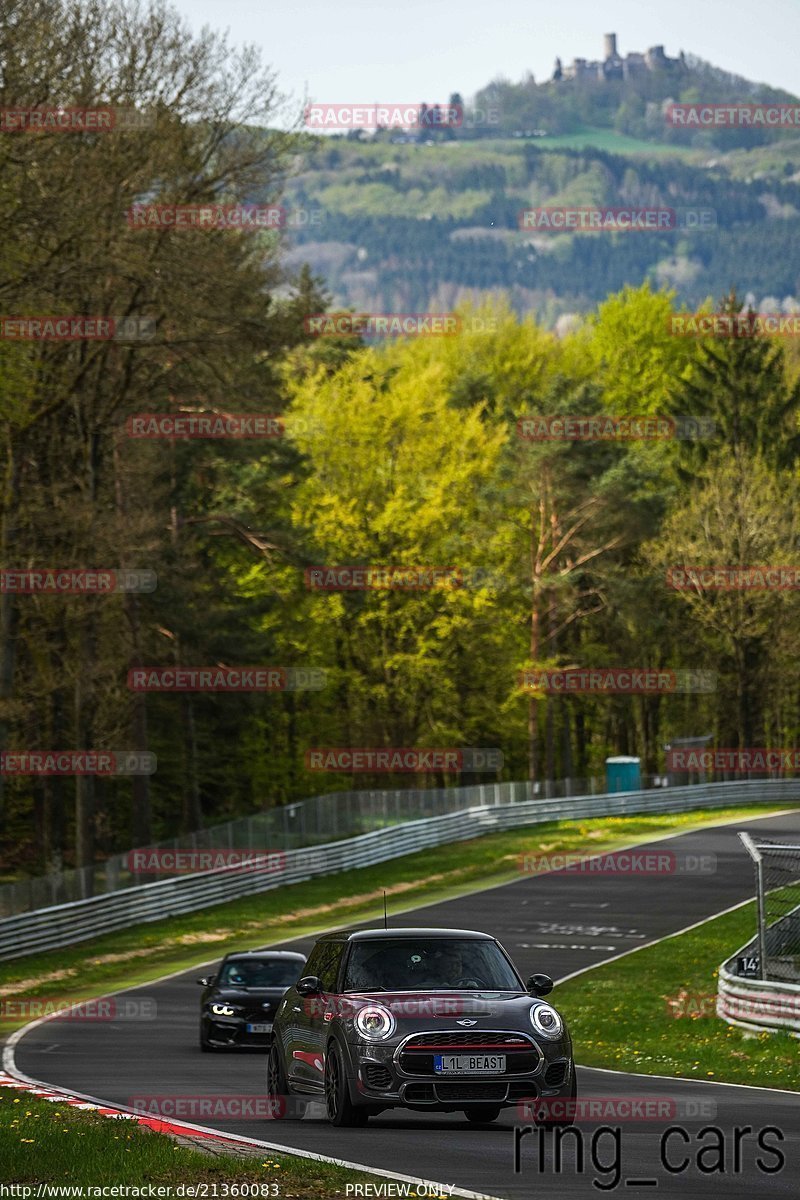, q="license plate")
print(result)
[246,1022,272,1034]
[434,1054,505,1074]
